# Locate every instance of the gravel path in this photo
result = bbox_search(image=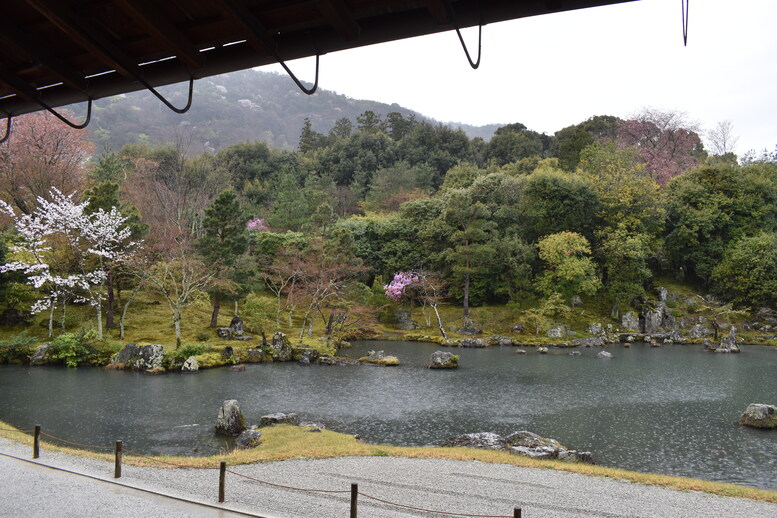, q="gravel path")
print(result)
[1,436,775,518]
